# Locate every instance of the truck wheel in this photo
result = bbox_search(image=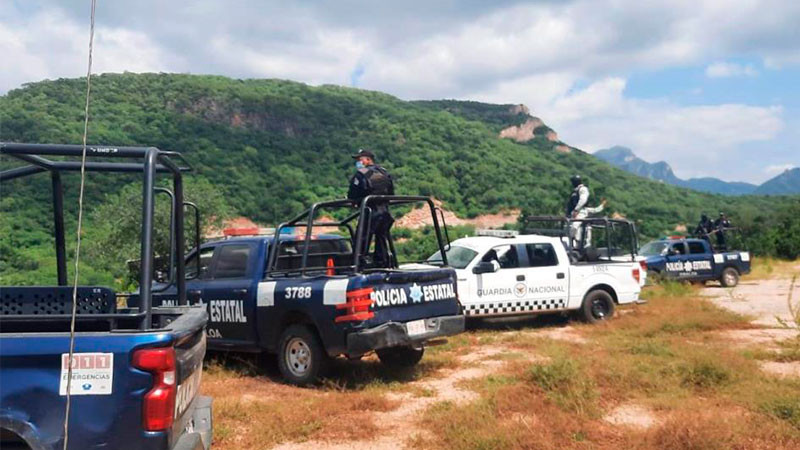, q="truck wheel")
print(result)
[720,267,739,287]
[277,325,328,386]
[579,290,615,324]
[376,345,424,369]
